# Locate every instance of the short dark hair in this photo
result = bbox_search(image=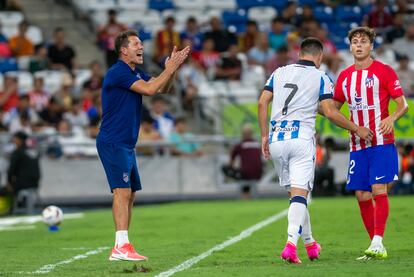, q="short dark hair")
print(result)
[300,37,323,56]
[174,116,187,125]
[115,30,138,56]
[348,27,376,43]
